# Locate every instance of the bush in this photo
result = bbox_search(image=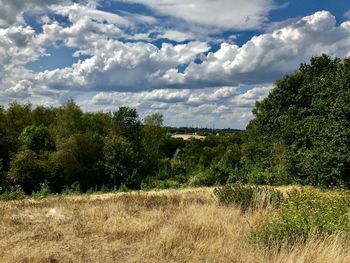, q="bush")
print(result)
[141,178,183,190]
[32,181,51,198]
[0,185,26,201]
[61,181,81,195]
[188,170,222,187]
[118,183,129,192]
[214,184,284,212]
[251,189,350,246]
